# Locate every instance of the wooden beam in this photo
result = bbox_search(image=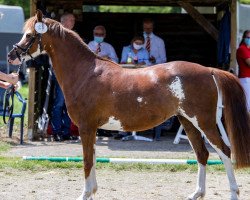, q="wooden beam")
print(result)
[230,0,237,73]
[28,0,37,140]
[81,0,230,7]
[178,1,219,41]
